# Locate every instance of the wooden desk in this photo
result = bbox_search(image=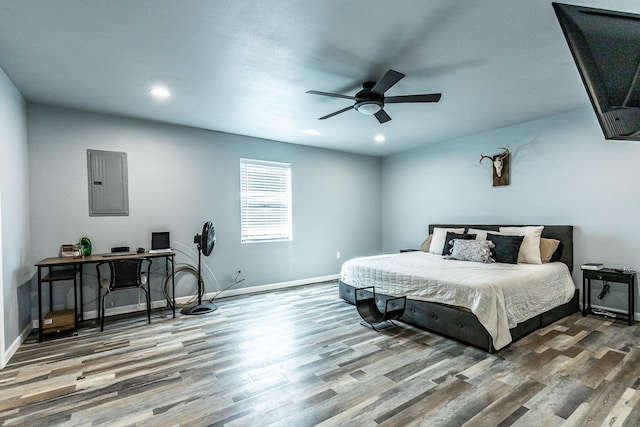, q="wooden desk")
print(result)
[35,251,176,342]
